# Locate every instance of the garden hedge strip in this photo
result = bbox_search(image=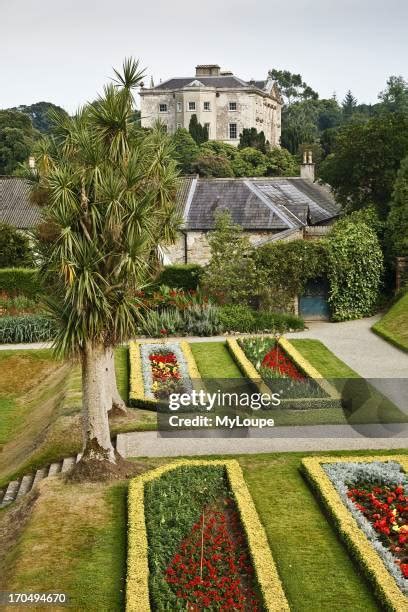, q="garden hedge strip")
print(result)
[126,459,290,612]
[0,268,41,298]
[302,455,408,611]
